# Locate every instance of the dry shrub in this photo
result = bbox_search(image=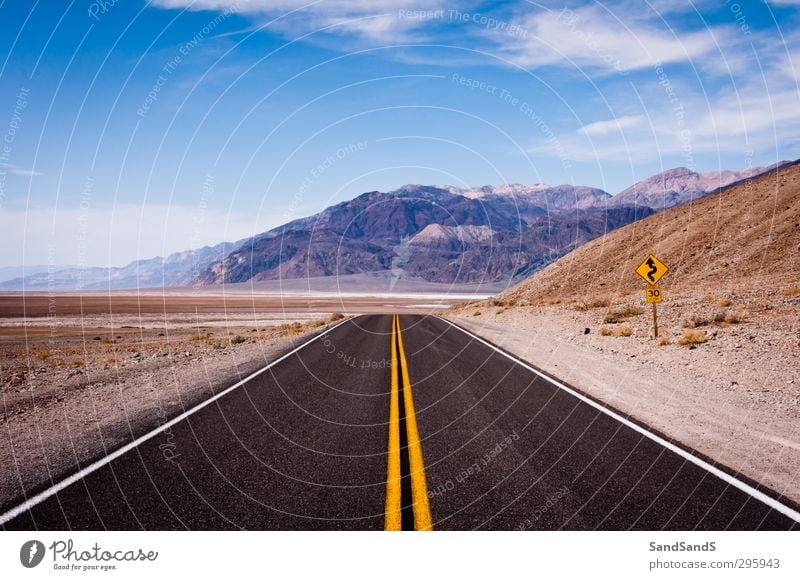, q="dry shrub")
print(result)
[702,294,715,303]
[599,327,612,336]
[574,298,611,311]
[709,310,744,326]
[69,359,85,367]
[330,312,345,322]
[613,326,632,337]
[230,335,246,345]
[278,323,304,337]
[496,308,506,315]
[102,356,118,364]
[716,298,733,307]
[472,311,482,316]
[544,297,561,305]
[683,314,710,328]
[782,287,800,296]
[658,335,672,346]
[724,311,744,324]
[677,329,707,346]
[602,305,644,324]
[34,350,50,361]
